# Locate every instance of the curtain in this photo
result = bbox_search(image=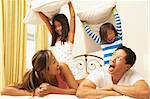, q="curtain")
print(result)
[0,0,5,92]
[2,0,26,86]
[35,25,48,51]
